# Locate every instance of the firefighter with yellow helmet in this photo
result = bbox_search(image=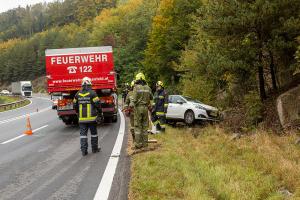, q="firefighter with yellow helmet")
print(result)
[73,77,102,156]
[129,73,153,149]
[152,80,168,132]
